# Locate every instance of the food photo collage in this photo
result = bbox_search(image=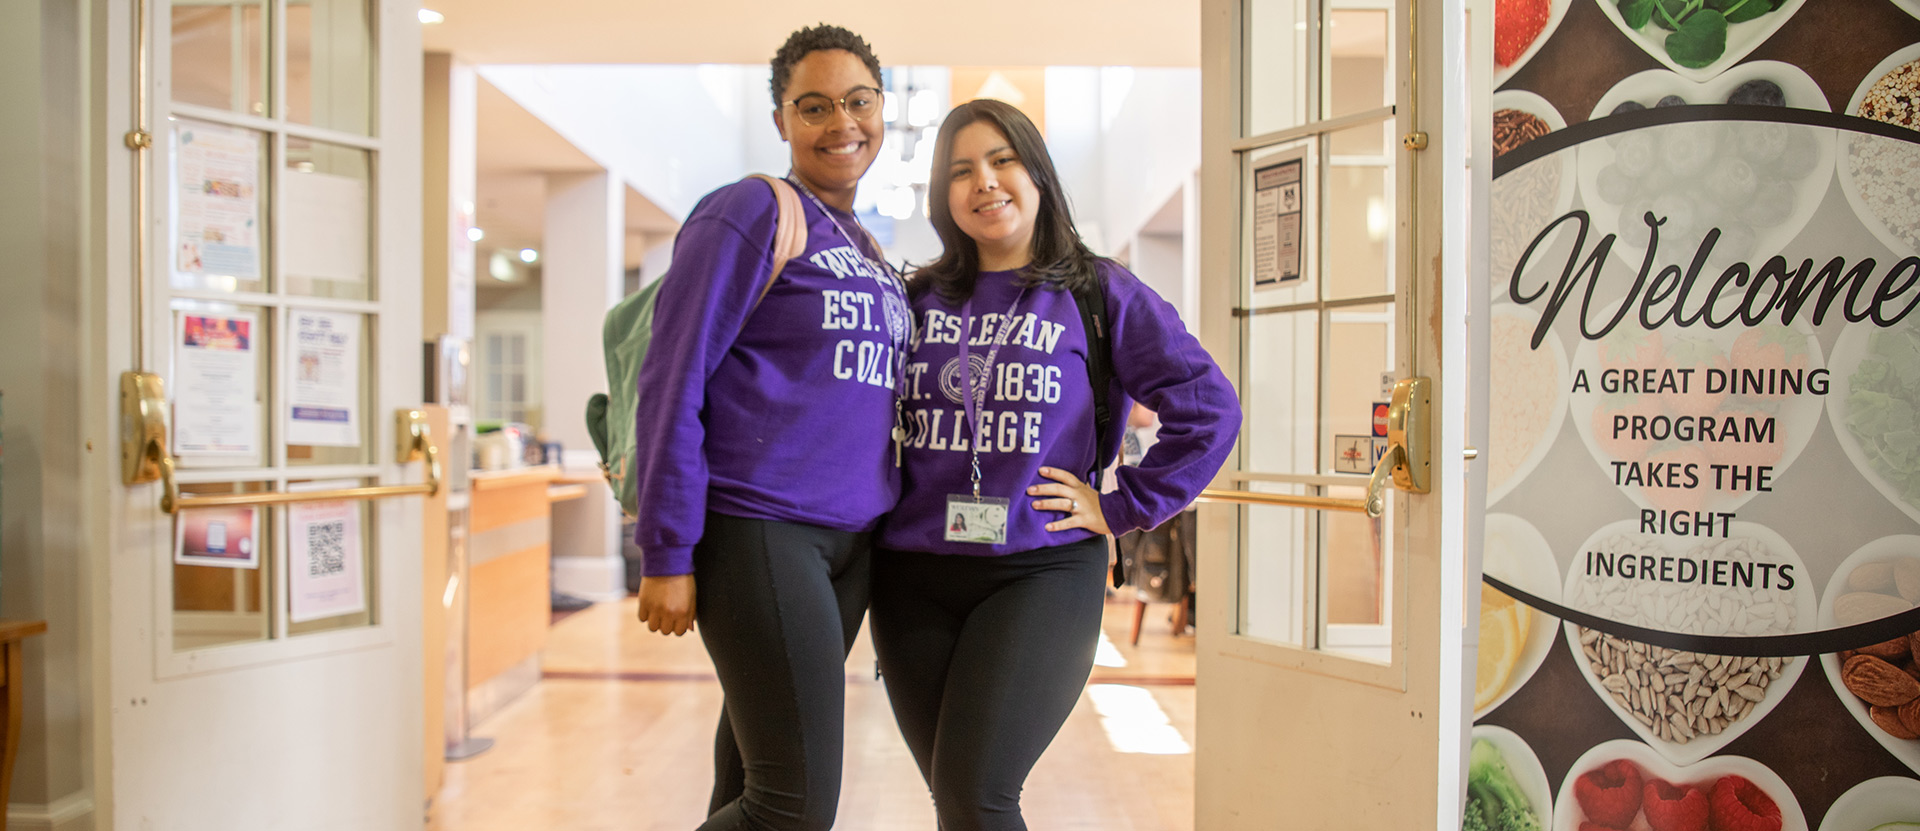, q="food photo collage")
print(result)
[1474,1,1920,830]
